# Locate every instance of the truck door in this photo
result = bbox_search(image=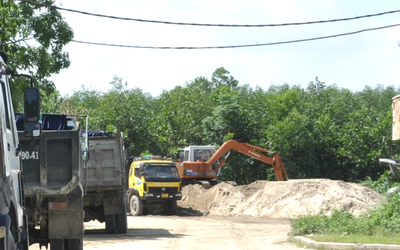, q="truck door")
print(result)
[129,166,134,188]
[0,80,17,177]
[0,94,4,177]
